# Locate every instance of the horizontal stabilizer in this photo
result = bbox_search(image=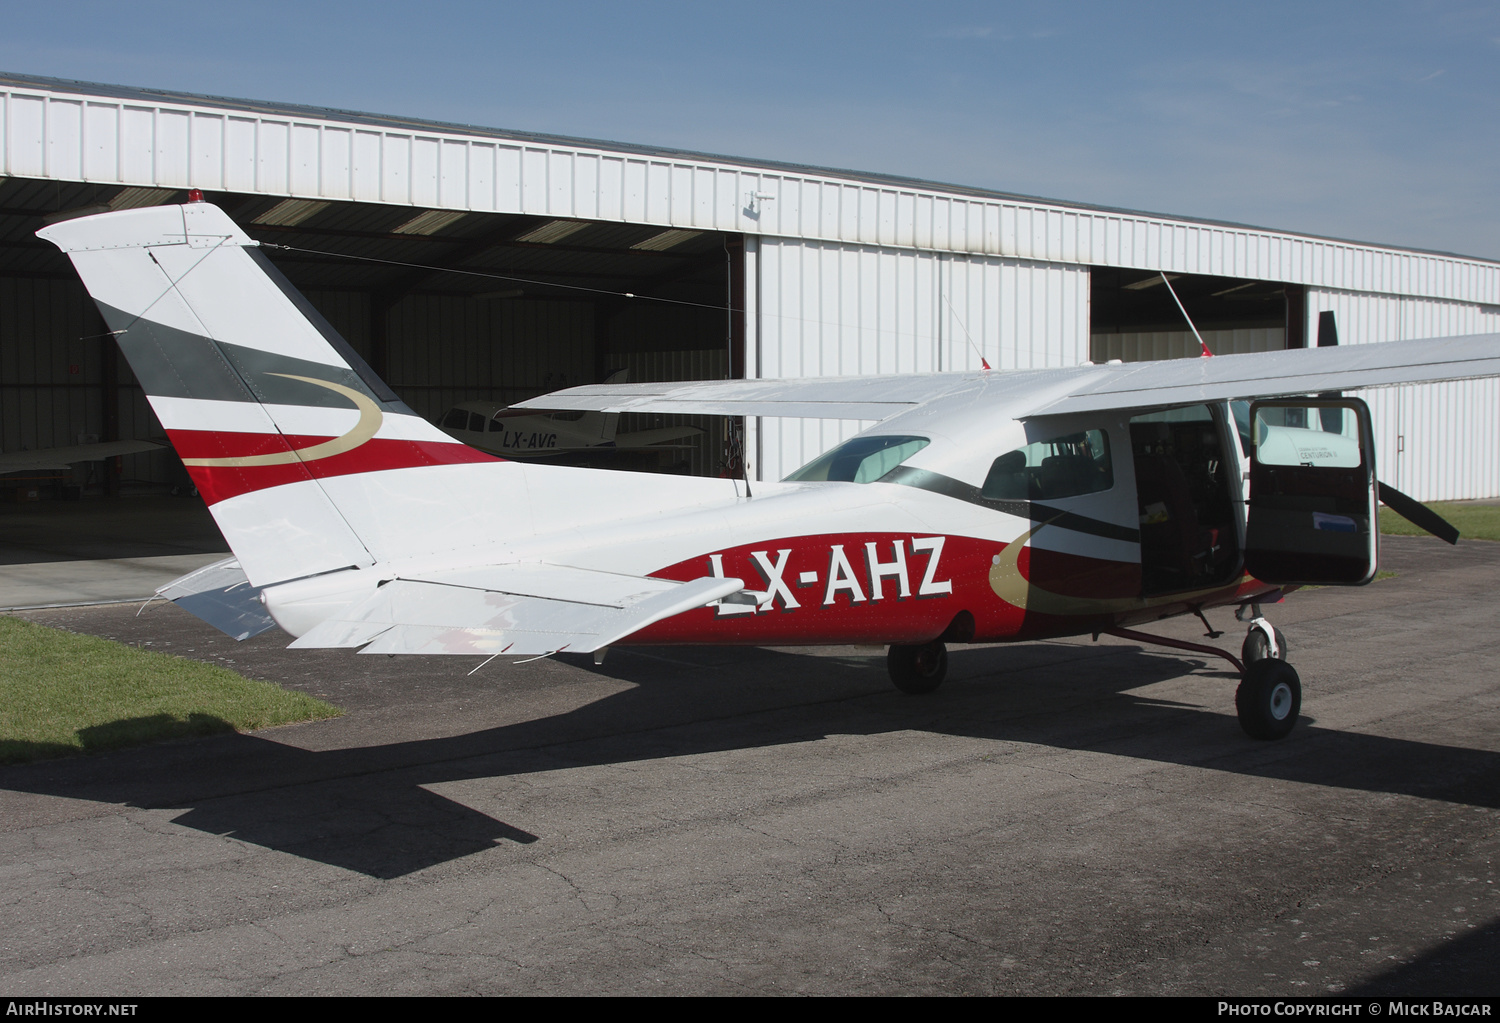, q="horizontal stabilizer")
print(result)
[0,439,164,473]
[155,557,278,641]
[290,569,744,656]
